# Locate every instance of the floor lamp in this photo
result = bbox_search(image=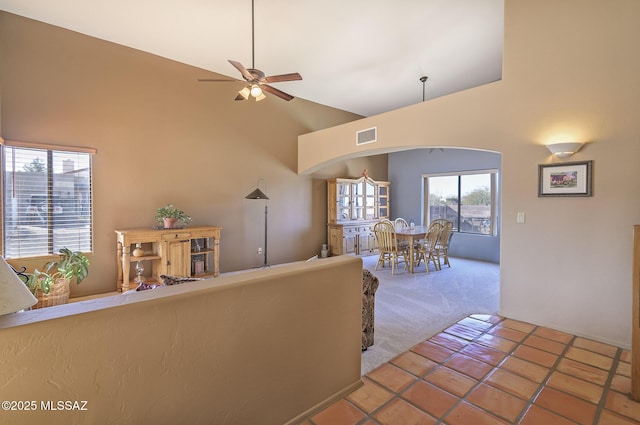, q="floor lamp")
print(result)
[245,178,269,268]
